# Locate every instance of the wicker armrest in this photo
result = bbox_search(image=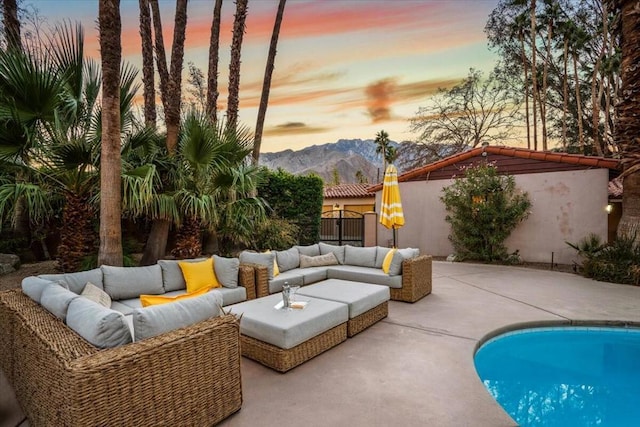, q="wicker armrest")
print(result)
[392,255,432,303]
[238,264,257,300]
[241,263,270,298]
[0,289,242,426]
